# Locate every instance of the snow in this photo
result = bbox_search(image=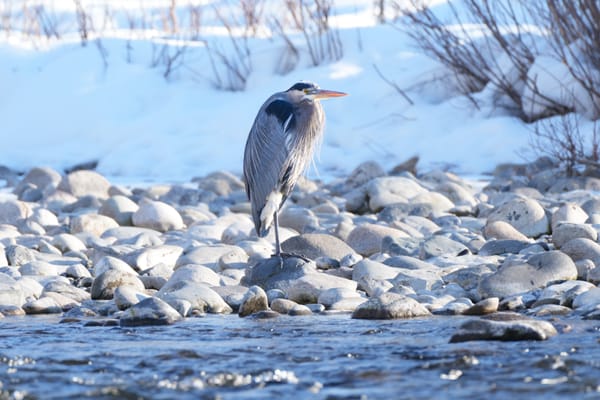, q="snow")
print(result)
[0,0,555,184]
